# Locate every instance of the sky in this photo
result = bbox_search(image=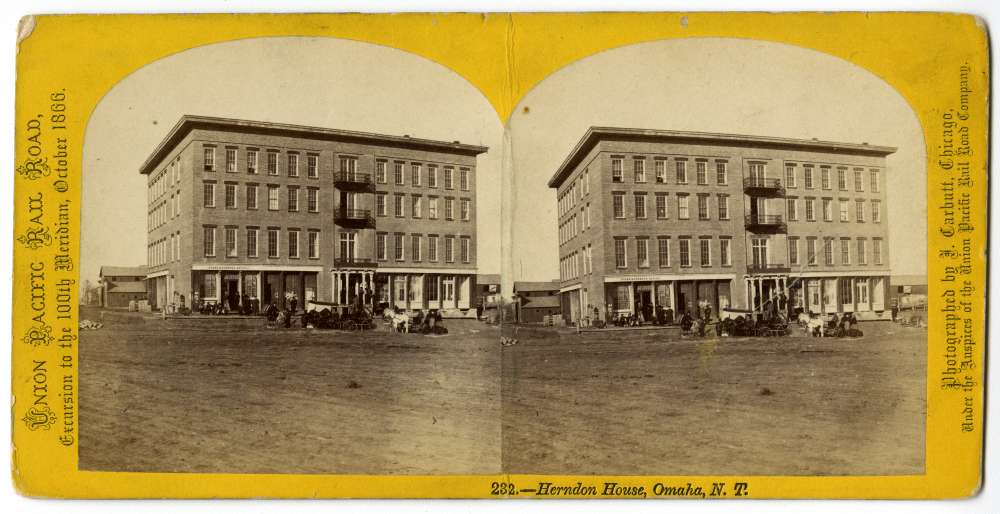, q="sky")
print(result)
[507,38,928,282]
[80,37,505,286]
